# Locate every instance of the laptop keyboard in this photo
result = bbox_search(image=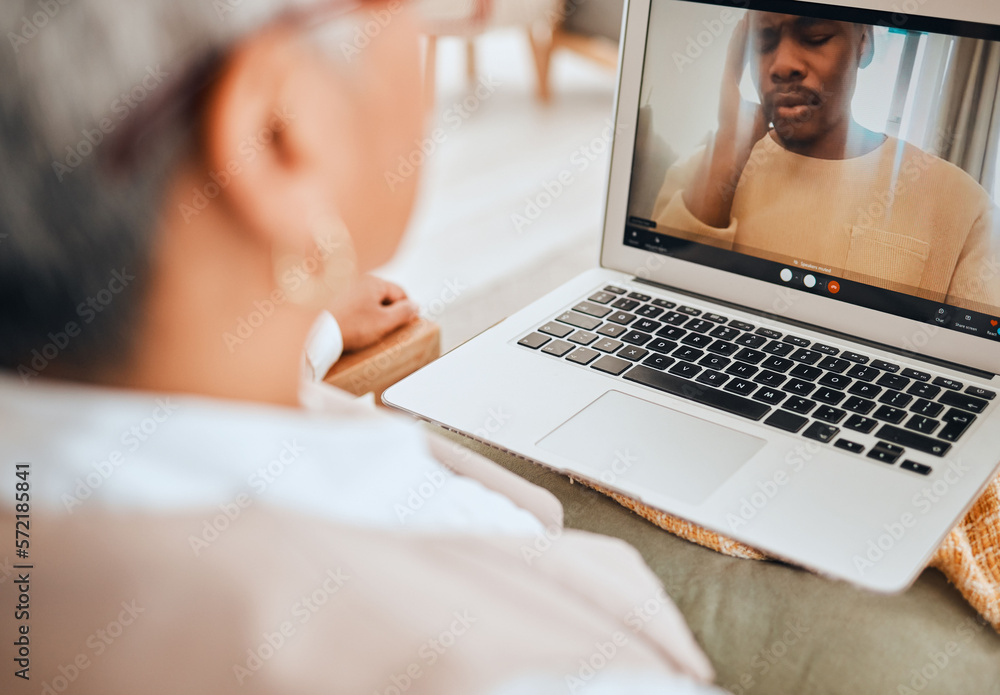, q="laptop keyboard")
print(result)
[517,285,996,477]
